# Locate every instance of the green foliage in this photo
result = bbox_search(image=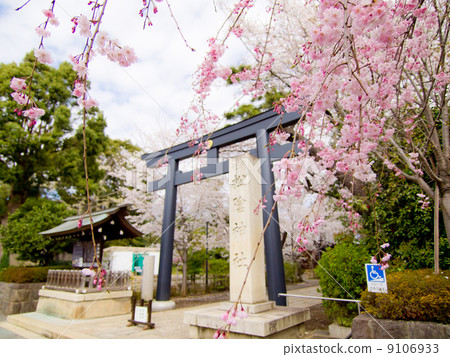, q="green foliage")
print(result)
[315,242,369,326]
[0,182,11,218]
[362,177,434,250]
[284,262,304,283]
[0,54,76,204]
[0,265,71,283]
[187,247,229,276]
[360,269,450,324]
[0,197,75,265]
[187,249,206,276]
[224,71,286,121]
[0,248,9,270]
[0,53,130,215]
[208,247,229,276]
[360,166,447,270]
[394,237,450,270]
